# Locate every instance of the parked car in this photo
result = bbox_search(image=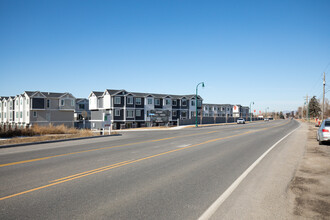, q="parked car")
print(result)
[264,118,269,121]
[317,119,330,145]
[237,118,245,124]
